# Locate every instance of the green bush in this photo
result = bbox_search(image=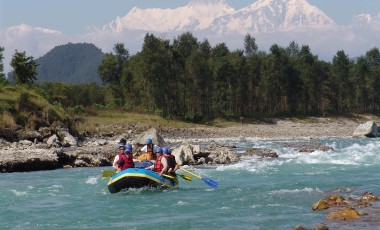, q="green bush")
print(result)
[105,102,117,110]
[93,103,105,110]
[154,108,164,117]
[123,103,134,111]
